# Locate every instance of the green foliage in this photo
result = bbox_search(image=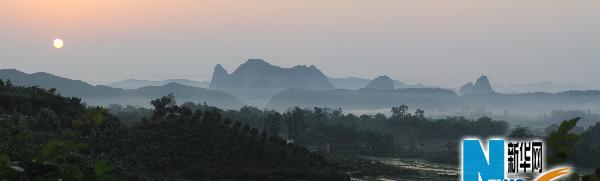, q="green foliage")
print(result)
[33,140,117,181]
[0,83,346,180]
[0,121,118,180]
[0,154,25,179]
[108,95,347,180]
[573,122,600,169]
[547,117,580,164]
[264,110,283,137]
[93,160,118,181]
[0,82,118,180]
[174,104,398,156]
